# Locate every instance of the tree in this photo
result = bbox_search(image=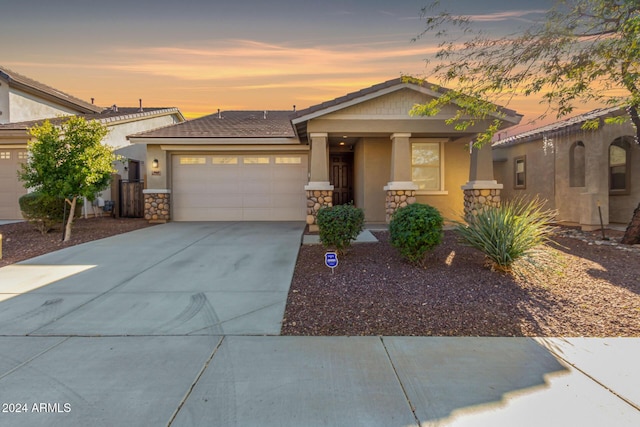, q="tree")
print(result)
[413,0,640,244]
[19,116,115,242]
